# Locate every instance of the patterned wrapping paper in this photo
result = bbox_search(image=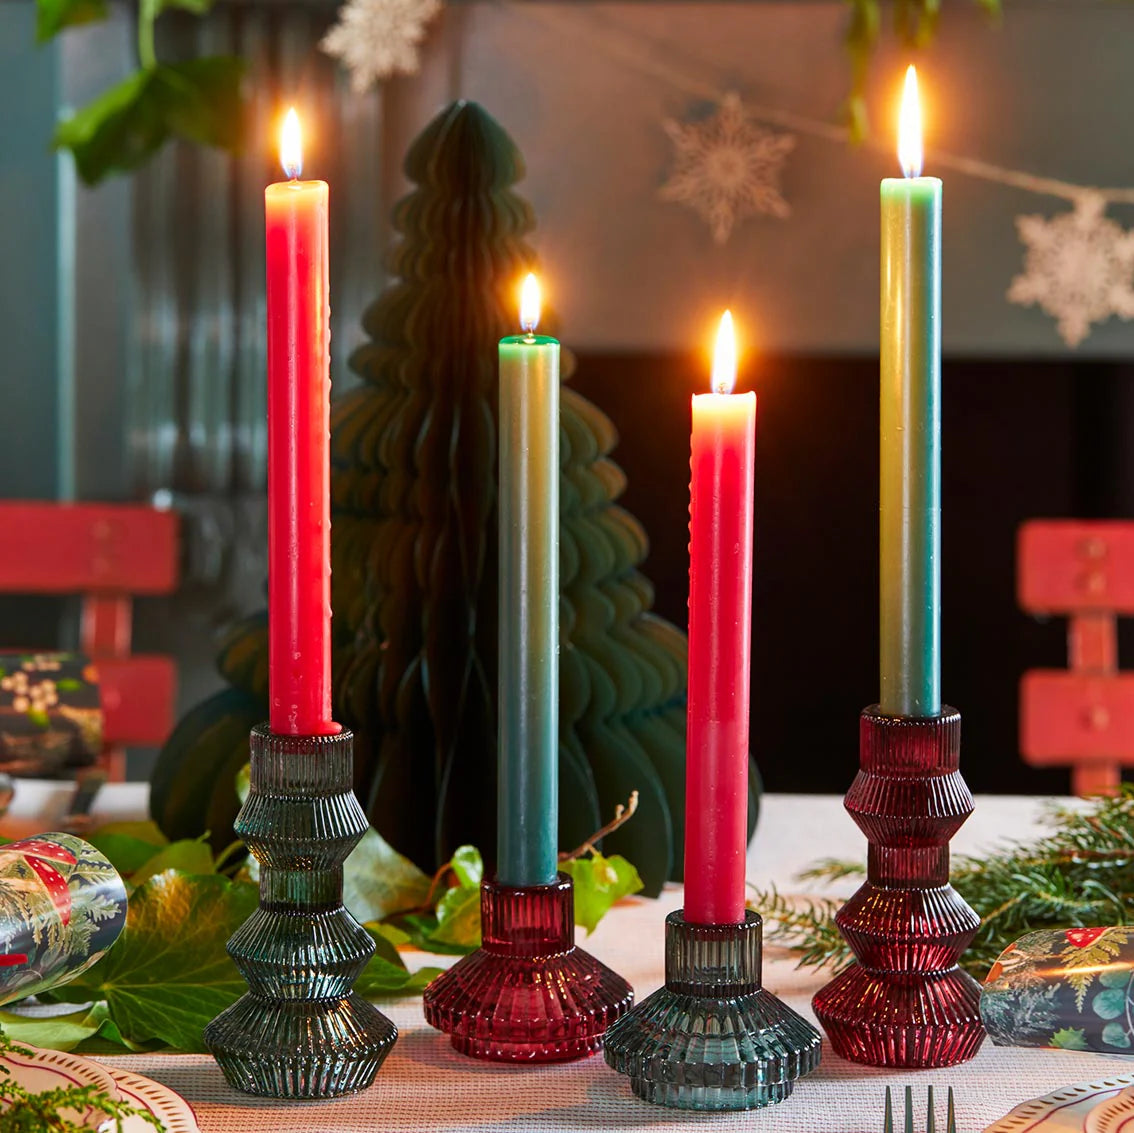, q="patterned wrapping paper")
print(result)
[0,832,127,1005]
[982,927,1134,1054]
[0,653,102,775]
